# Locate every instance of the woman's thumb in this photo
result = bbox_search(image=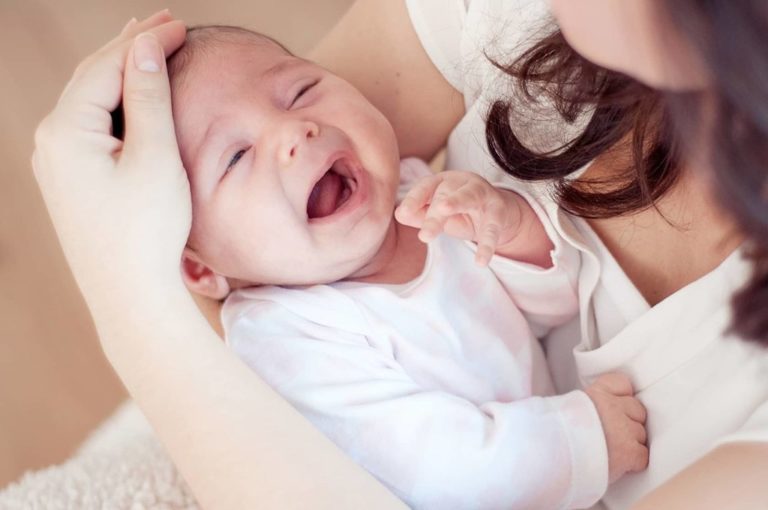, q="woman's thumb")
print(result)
[122,32,178,159]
